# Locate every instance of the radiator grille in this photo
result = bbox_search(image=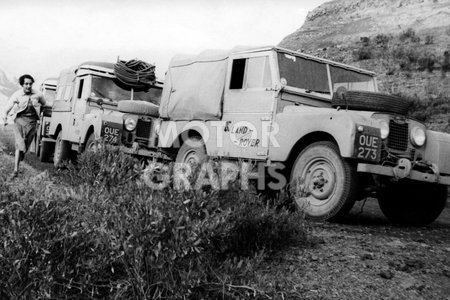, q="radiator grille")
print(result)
[136,120,152,139]
[387,120,409,151]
